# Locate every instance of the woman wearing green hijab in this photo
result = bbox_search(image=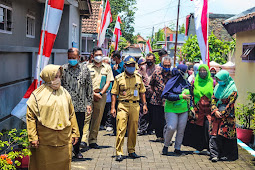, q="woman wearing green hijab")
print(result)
[209,70,238,162]
[183,64,213,153]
